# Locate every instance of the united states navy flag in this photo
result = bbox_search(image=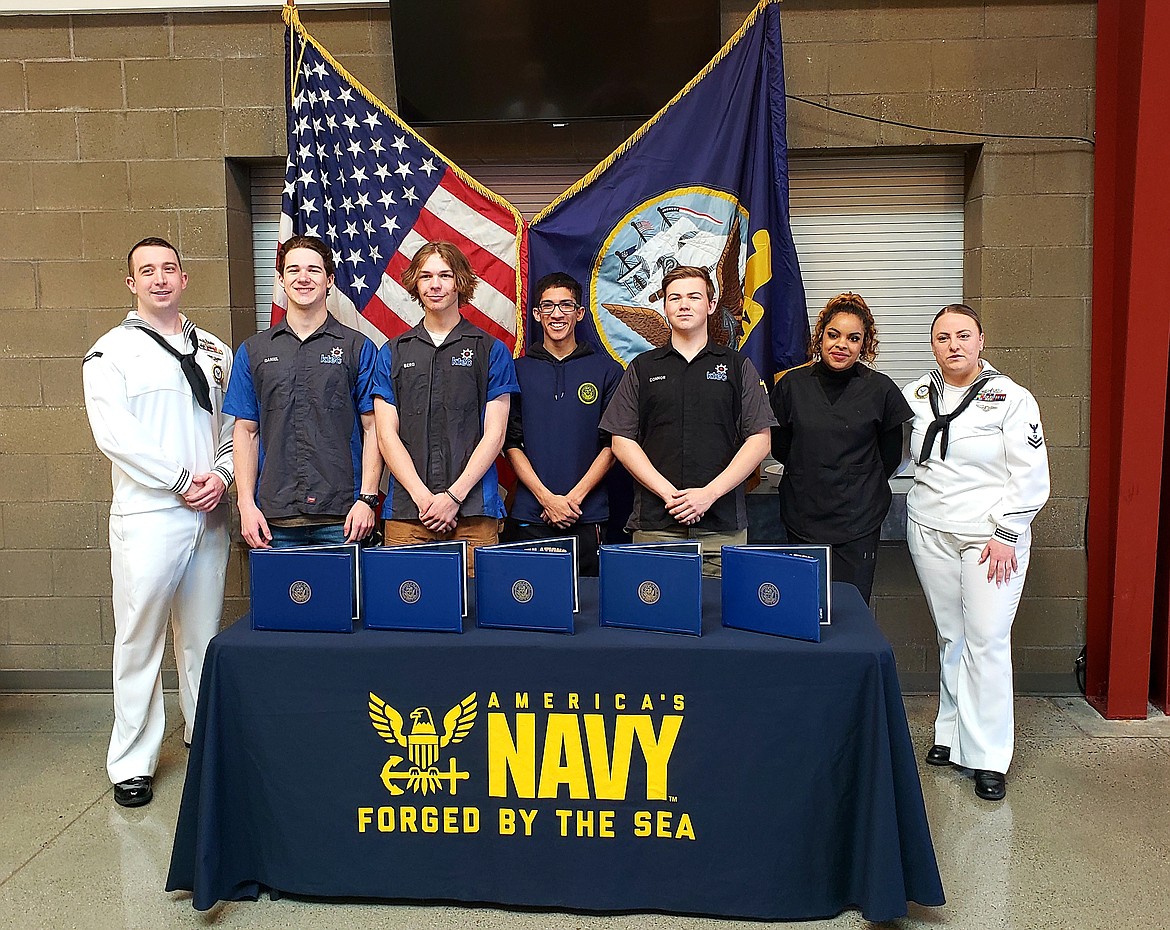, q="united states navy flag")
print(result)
[276,3,526,350]
[527,0,807,379]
